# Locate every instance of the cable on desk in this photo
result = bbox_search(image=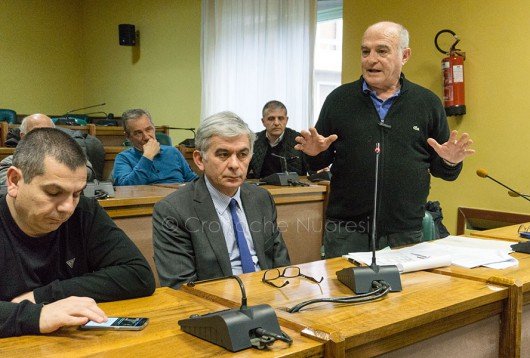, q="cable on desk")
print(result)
[287,280,391,313]
[251,328,292,349]
[287,179,309,187]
